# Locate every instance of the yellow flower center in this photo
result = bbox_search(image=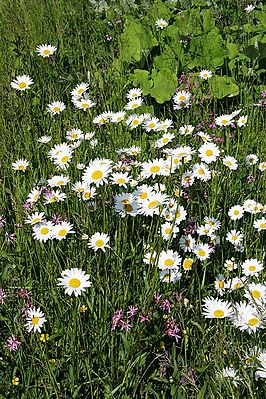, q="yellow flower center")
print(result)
[132,119,139,125]
[31,316,39,325]
[162,138,169,143]
[71,133,78,139]
[148,200,159,209]
[58,229,67,237]
[234,210,239,215]
[131,103,139,109]
[61,155,70,163]
[150,165,160,173]
[249,265,256,272]
[69,278,81,288]
[198,168,205,175]
[164,258,174,267]
[81,103,89,108]
[183,259,193,269]
[53,107,60,112]
[124,204,133,212]
[149,123,156,129]
[43,49,51,55]
[18,82,27,89]
[206,149,213,156]
[84,192,91,198]
[78,88,84,94]
[198,249,206,257]
[226,161,232,166]
[40,227,49,235]
[231,235,238,241]
[50,196,58,203]
[32,217,41,224]
[92,170,103,180]
[165,228,172,235]
[218,281,224,288]
[221,119,228,125]
[95,239,104,247]
[140,192,147,199]
[252,290,261,299]
[248,318,259,327]
[57,180,64,185]
[117,178,126,184]
[213,309,224,318]
[234,283,242,289]
[260,223,266,229]
[179,95,185,101]
[18,165,25,170]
